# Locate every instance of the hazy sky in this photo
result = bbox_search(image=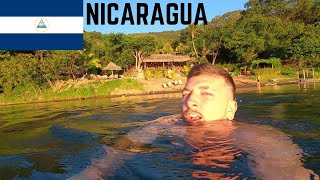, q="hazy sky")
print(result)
[83,0,248,34]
